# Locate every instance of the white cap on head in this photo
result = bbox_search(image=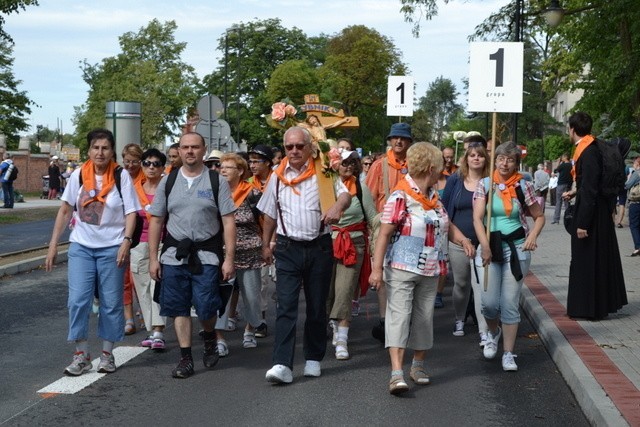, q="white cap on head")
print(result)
[52,155,59,160]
